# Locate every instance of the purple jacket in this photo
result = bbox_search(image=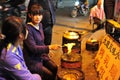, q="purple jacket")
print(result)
[23,23,49,58]
[0,43,41,80]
